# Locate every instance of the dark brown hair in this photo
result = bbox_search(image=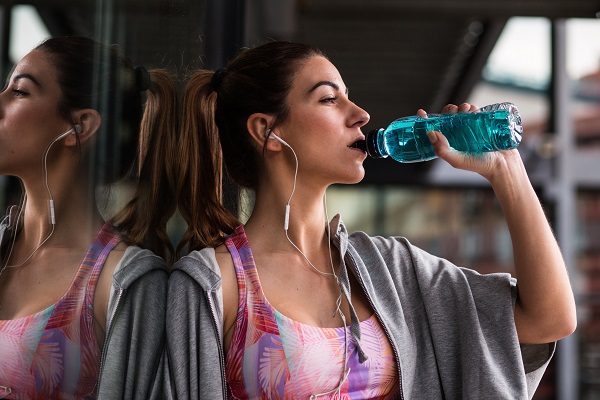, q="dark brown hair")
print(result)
[37,36,178,263]
[111,69,179,263]
[178,41,323,253]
